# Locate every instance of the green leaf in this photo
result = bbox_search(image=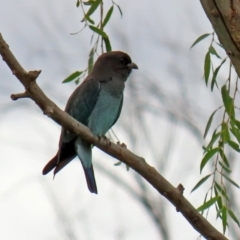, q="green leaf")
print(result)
[103,37,112,52]
[221,84,229,108]
[103,6,114,27]
[197,196,219,212]
[116,4,123,17]
[204,51,211,85]
[211,58,226,91]
[209,45,221,59]
[233,119,240,130]
[221,122,230,143]
[200,148,219,173]
[83,1,96,5]
[85,0,101,17]
[205,131,221,151]
[230,119,236,129]
[200,192,209,214]
[222,206,227,233]
[227,209,240,227]
[204,192,209,203]
[216,207,222,219]
[191,174,212,193]
[222,173,240,188]
[215,41,224,49]
[215,182,228,199]
[204,109,219,138]
[88,48,94,74]
[230,127,240,143]
[214,184,218,198]
[81,0,101,24]
[219,148,230,167]
[62,71,83,83]
[219,161,232,174]
[214,196,222,217]
[114,161,122,166]
[221,84,235,118]
[75,78,80,85]
[228,140,240,152]
[84,15,95,24]
[190,33,211,48]
[76,0,80,7]
[89,25,108,38]
[214,185,223,210]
